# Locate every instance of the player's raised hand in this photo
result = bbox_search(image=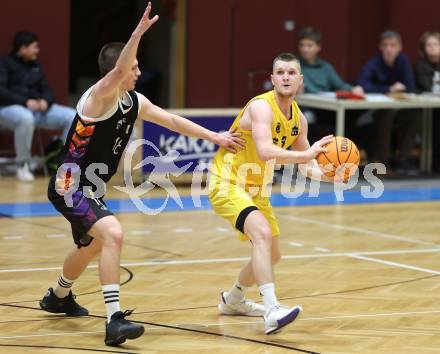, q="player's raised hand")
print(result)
[133,2,159,36]
[215,127,246,153]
